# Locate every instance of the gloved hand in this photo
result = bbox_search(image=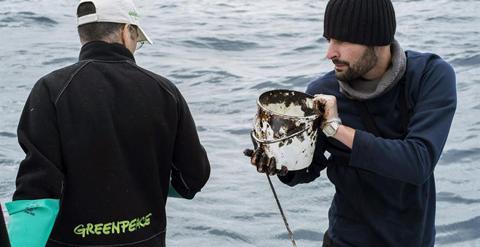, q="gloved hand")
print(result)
[243,148,288,176]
